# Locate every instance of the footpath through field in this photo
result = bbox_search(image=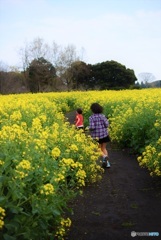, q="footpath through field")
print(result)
[65,111,161,240]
